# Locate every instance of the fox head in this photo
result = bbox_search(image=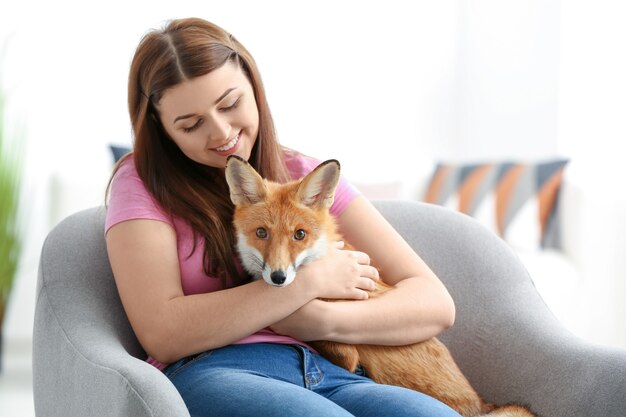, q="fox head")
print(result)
[225,155,341,287]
